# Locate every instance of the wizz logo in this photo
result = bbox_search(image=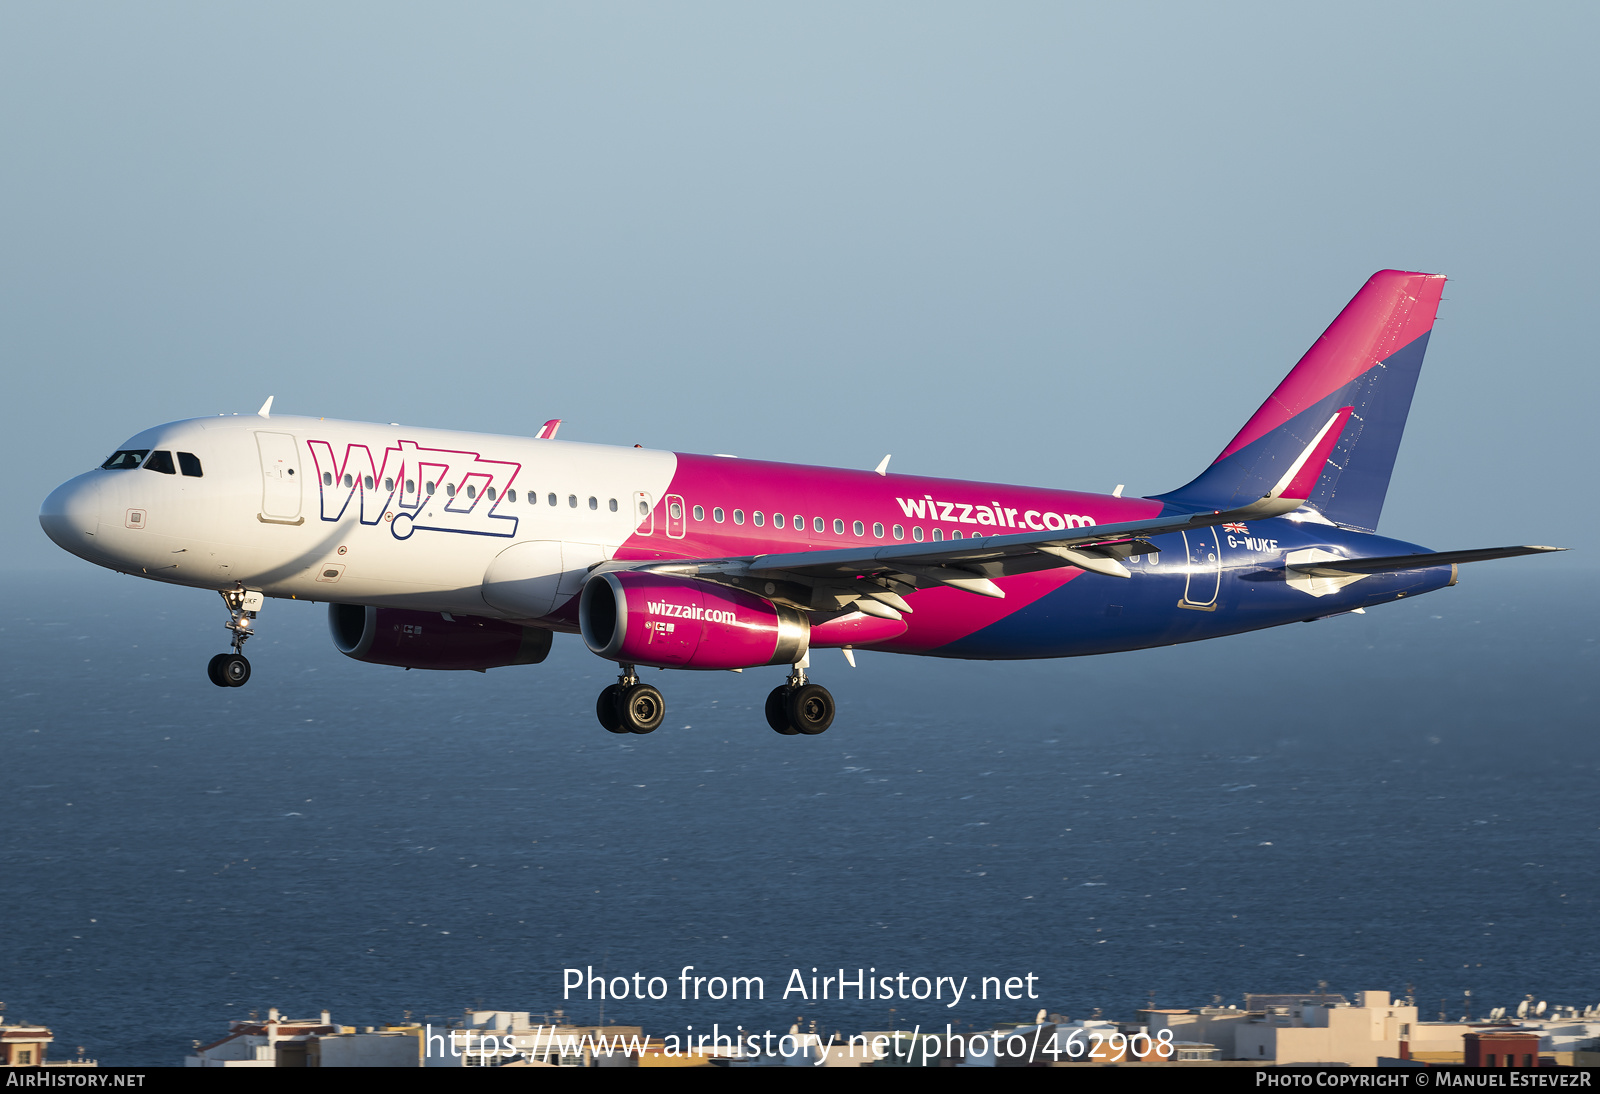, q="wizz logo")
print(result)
[306,439,522,541]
